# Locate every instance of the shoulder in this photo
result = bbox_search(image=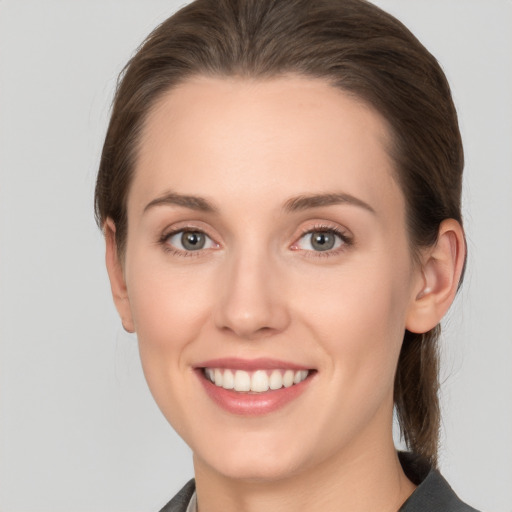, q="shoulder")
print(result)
[399,453,481,512]
[158,480,196,512]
